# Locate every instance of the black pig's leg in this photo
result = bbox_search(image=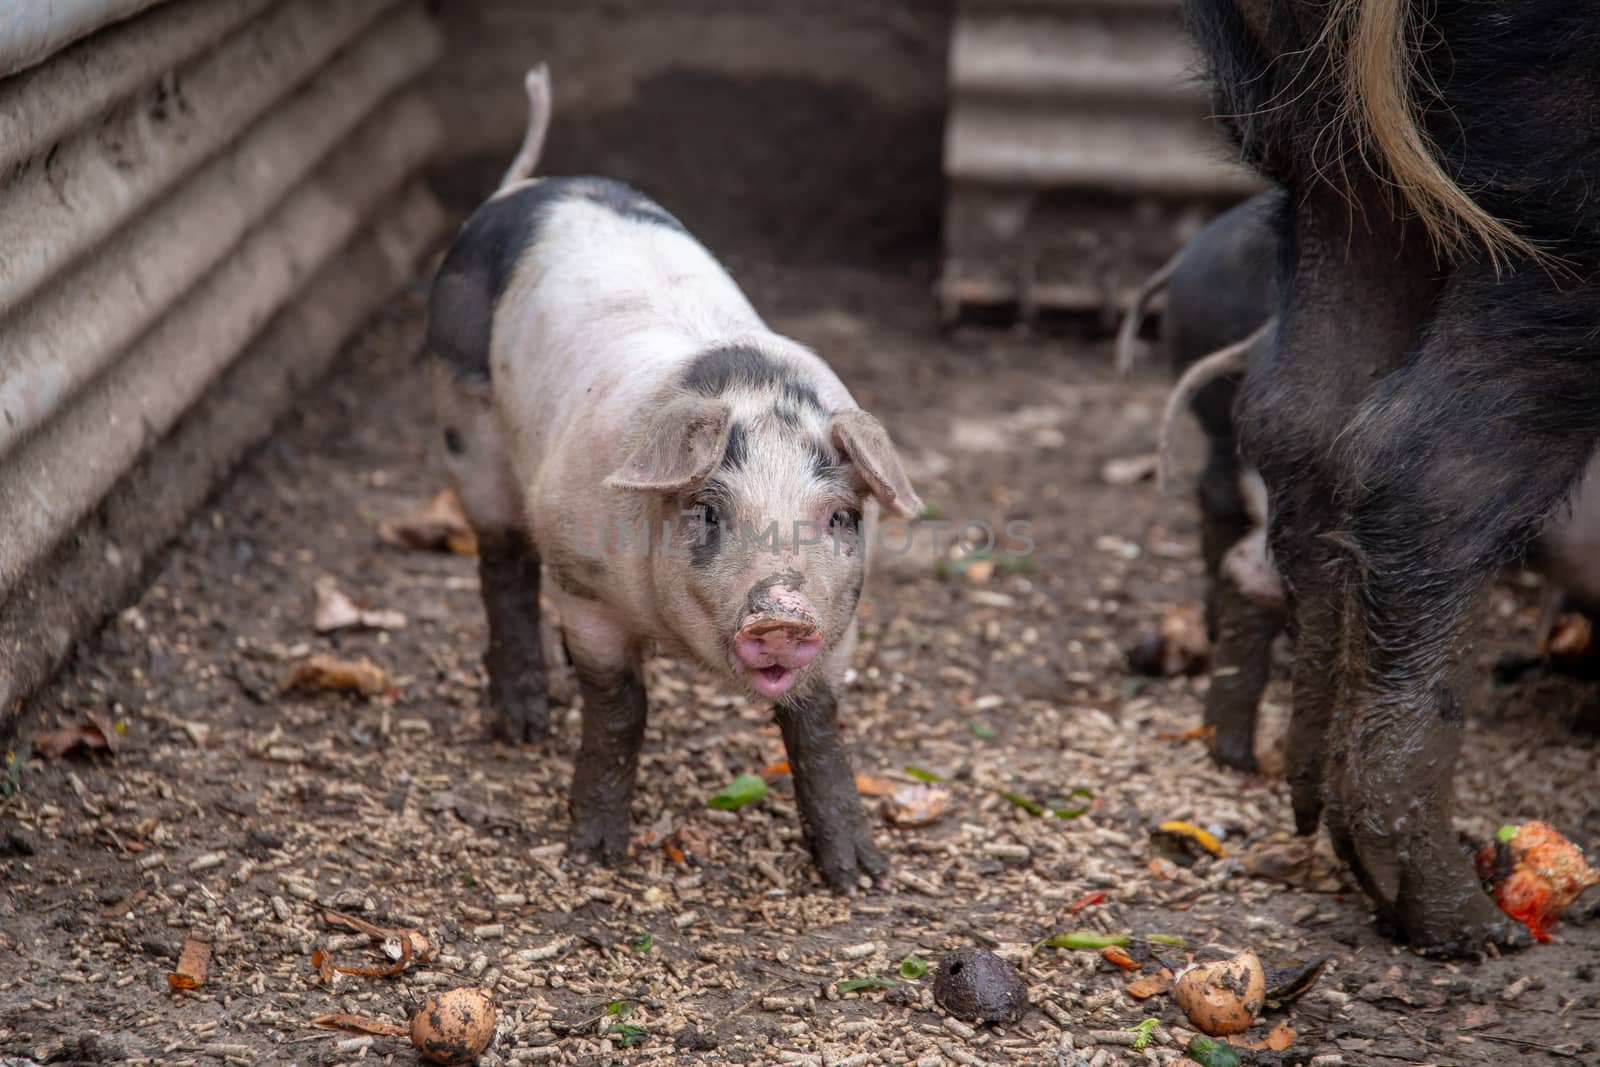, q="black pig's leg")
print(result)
[1318,264,1600,955]
[1239,184,1439,836]
[775,683,885,893]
